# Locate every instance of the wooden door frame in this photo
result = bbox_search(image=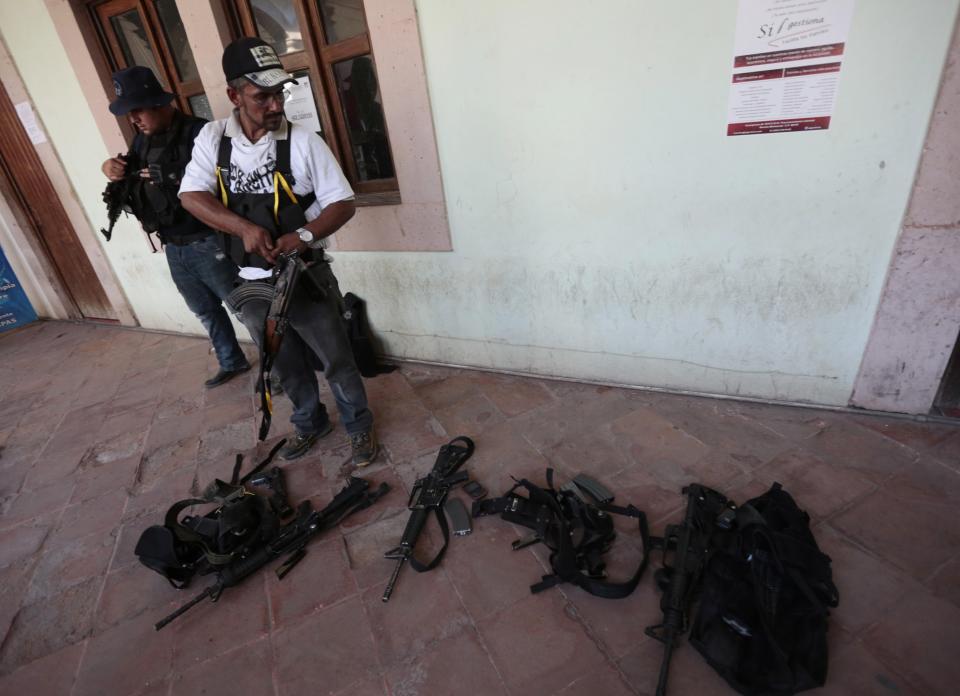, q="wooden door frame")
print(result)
[0,79,118,322]
[0,151,81,321]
